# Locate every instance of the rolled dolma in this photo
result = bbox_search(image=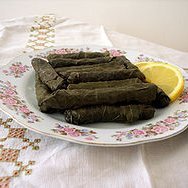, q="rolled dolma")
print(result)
[31,58,65,91]
[112,56,140,70]
[55,61,125,76]
[56,63,125,79]
[48,56,113,68]
[67,69,145,84]
[153,88,170,108]
[35,74,54,112]
[40,83,158,111]
[47,51,110,61]
[67,78,142,90]
[64,105,155,125]
[35,74,51,105]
